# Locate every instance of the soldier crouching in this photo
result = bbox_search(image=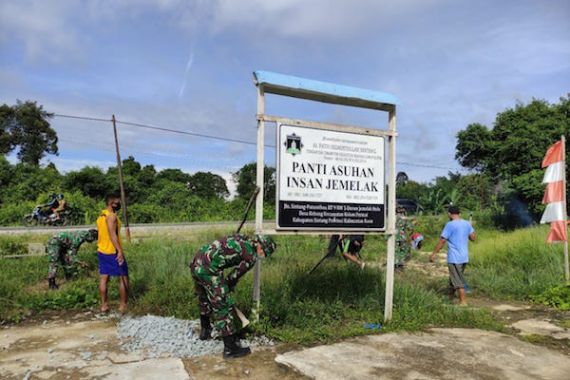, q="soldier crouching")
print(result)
[47,229,98,290]
[189,234,276,359]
